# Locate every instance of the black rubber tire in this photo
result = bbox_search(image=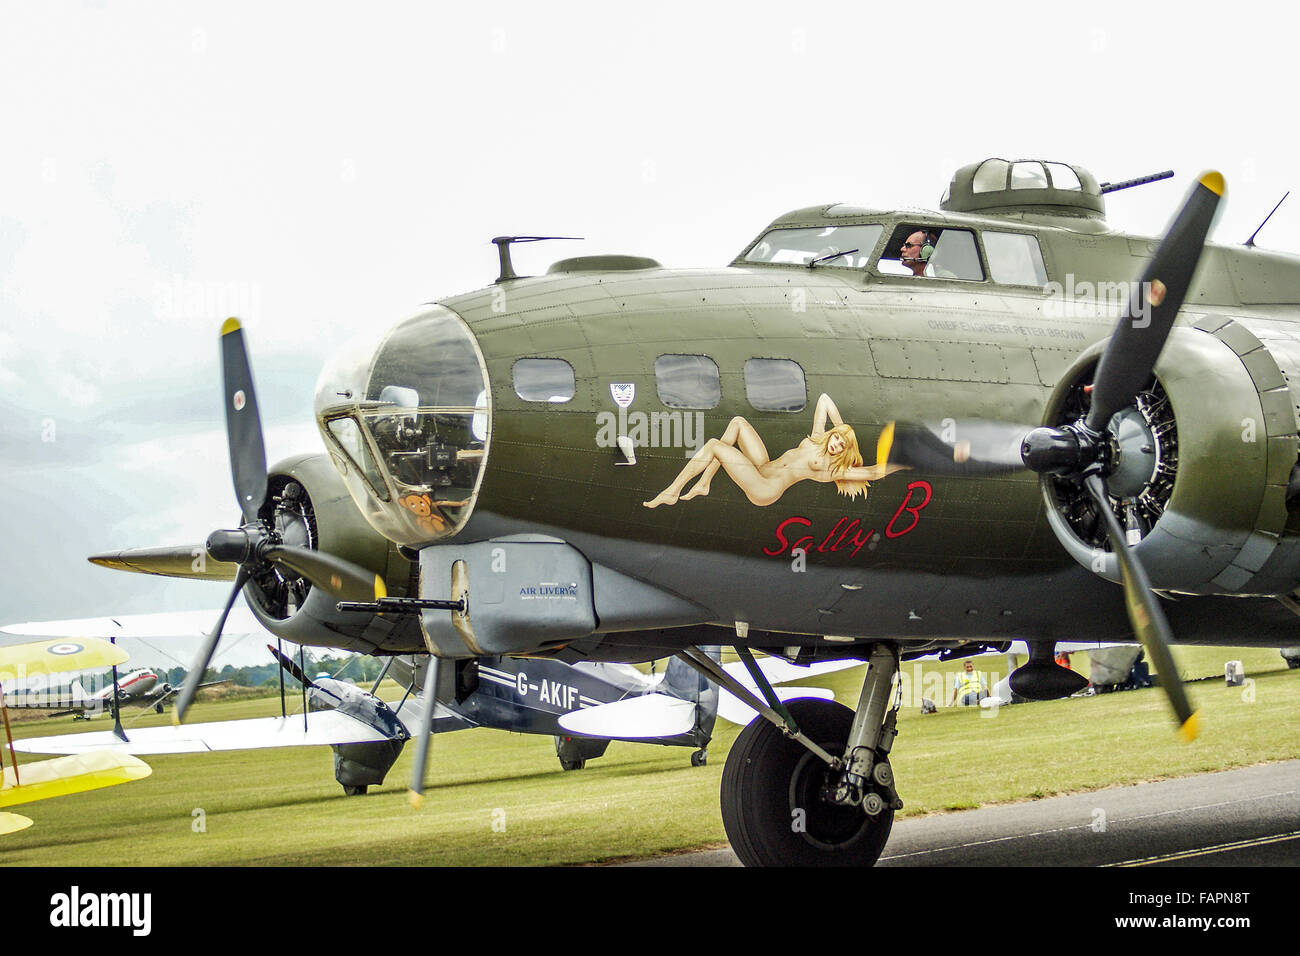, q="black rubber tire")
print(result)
[691,749,708,767]
[721,699,893,867]
[342,784,368,796]
[559,758,585,771]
